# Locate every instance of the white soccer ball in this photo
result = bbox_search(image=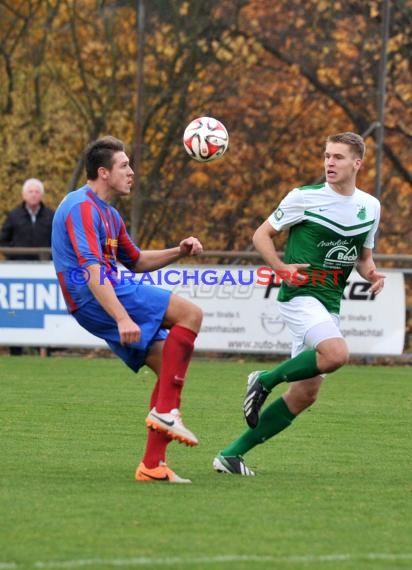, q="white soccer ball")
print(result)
[183,116,229,162]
